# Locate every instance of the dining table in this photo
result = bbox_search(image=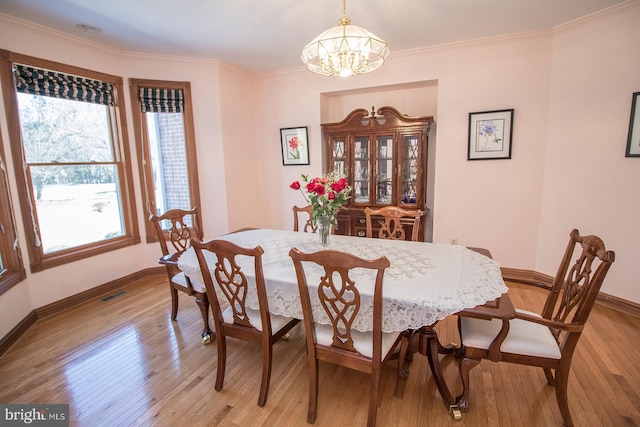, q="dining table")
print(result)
[176,228,513,419]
